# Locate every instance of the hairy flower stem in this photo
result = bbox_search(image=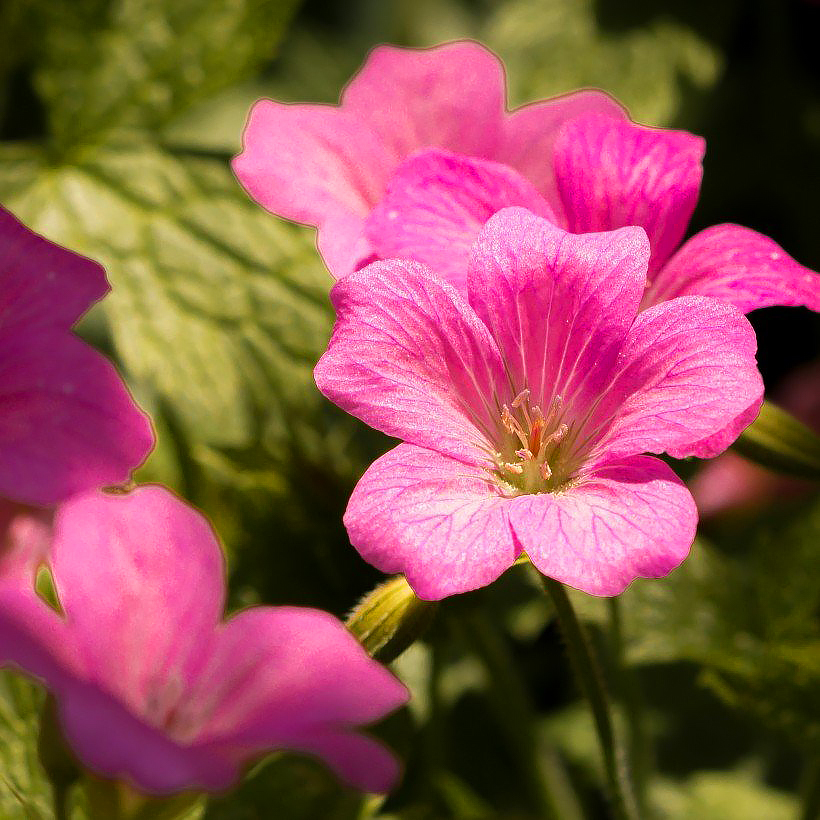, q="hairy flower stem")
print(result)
[607,597,652,815]
[541,578,641,820]
[450,607,584,820]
